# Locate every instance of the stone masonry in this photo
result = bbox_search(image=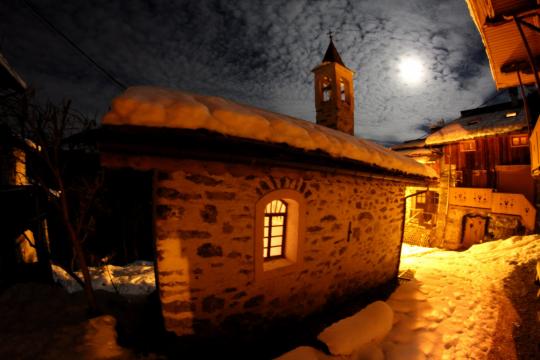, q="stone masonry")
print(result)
[151,158,408,336]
